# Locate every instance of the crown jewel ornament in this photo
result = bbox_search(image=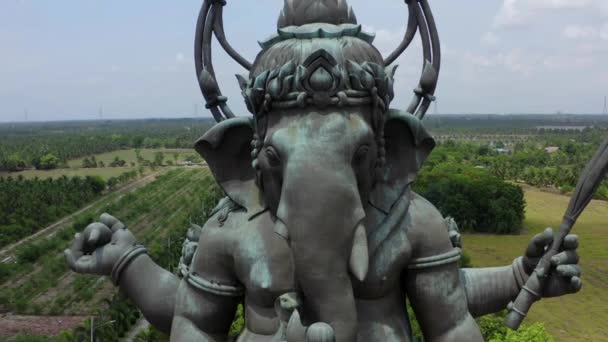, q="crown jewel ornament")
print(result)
[195,0,441,122]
